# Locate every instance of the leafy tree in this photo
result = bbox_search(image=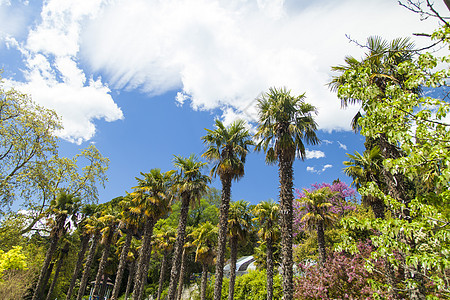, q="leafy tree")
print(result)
[255,87,319,300]
[334,22,450,298]
[227,200,252,300]
[0,75,60,211]
[297,187,338,266]
[201,119,253,300]
[131,168,175,300]
[190,221,218,300]
[253,200,280,300]
[167,155,210,299]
